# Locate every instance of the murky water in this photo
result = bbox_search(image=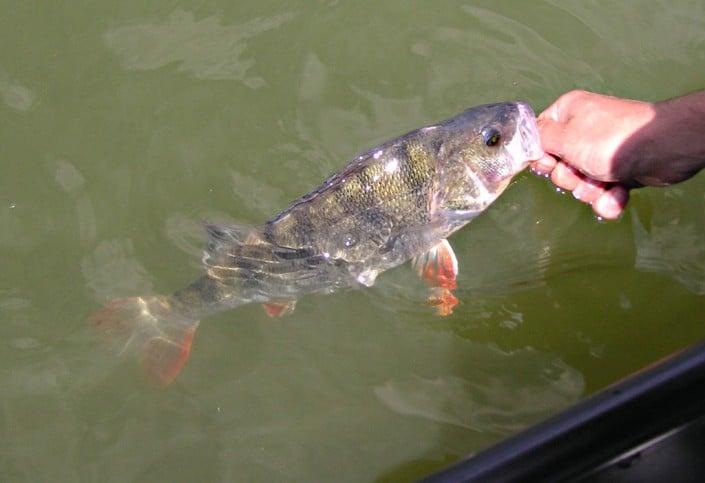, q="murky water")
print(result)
[1,1,704,481]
